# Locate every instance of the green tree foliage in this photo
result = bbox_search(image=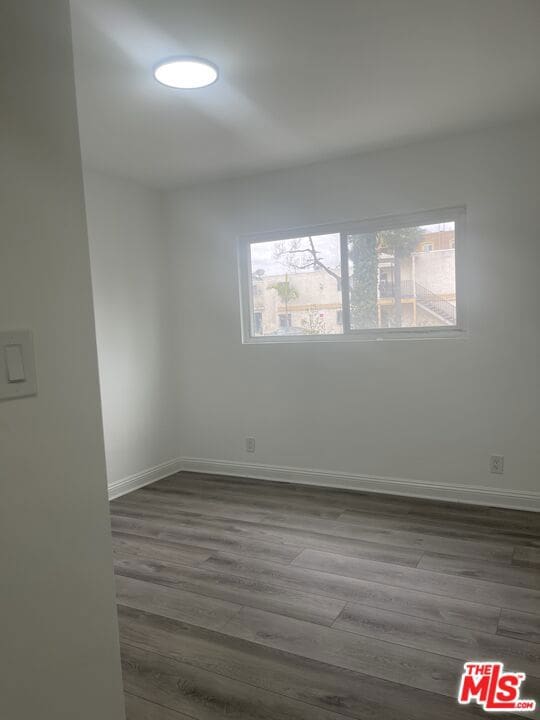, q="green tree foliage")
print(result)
[376,226,423,326]
[348,227,424,329]
[349,233,378,329]
[269,277,299,315]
